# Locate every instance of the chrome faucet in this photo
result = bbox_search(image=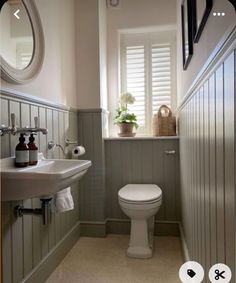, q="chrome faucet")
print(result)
[0,113,17,136]
[0,125,13,136]
[48,141,66,156]
[16,116,48,135]
[0,114,48,136]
